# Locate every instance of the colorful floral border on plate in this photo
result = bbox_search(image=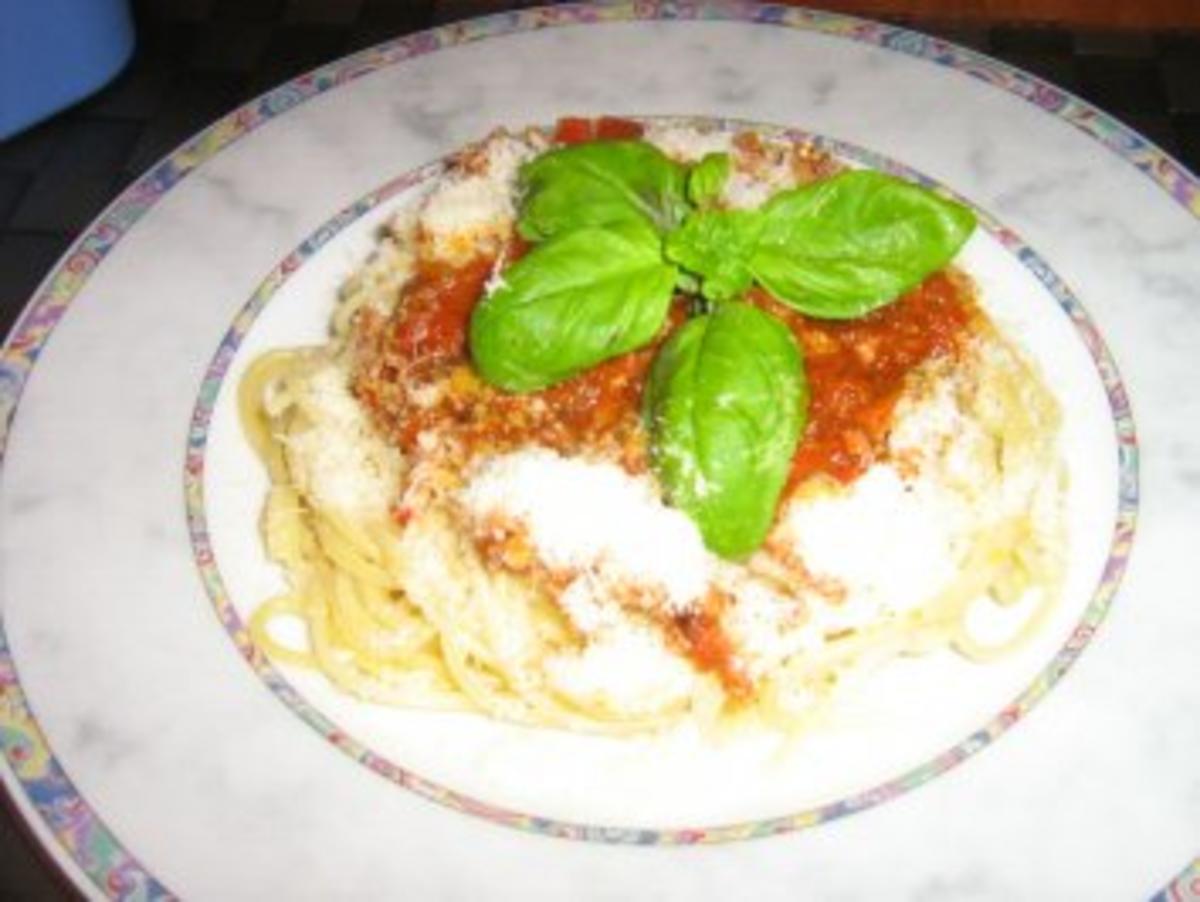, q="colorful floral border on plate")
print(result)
[1,1,1193,897]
